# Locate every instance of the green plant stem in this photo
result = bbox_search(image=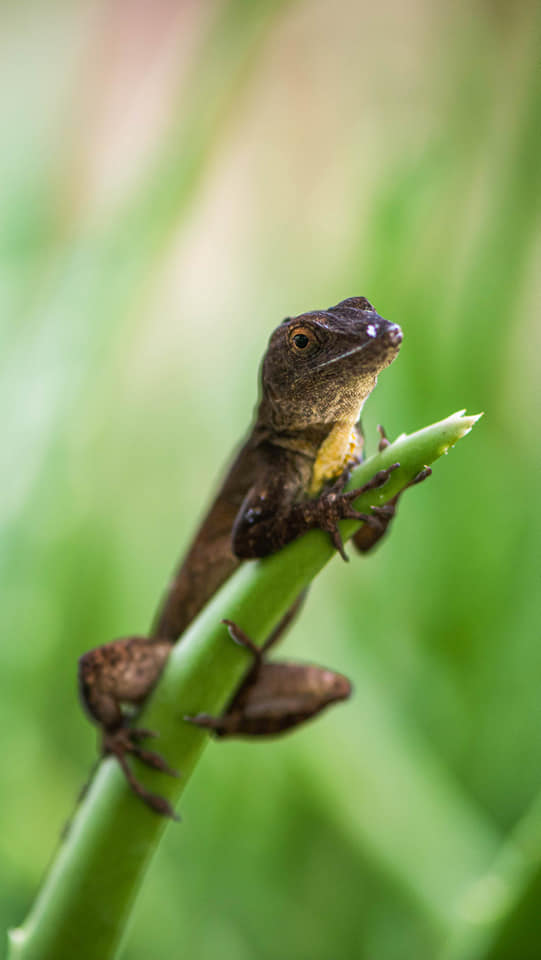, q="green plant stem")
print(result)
[8,411,480,960]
